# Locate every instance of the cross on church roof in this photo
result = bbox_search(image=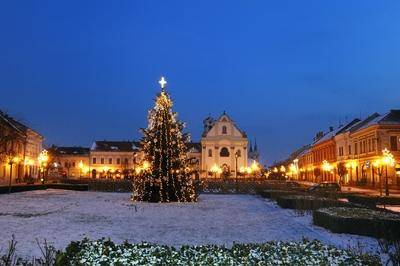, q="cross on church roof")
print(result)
[159,76,167,89]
